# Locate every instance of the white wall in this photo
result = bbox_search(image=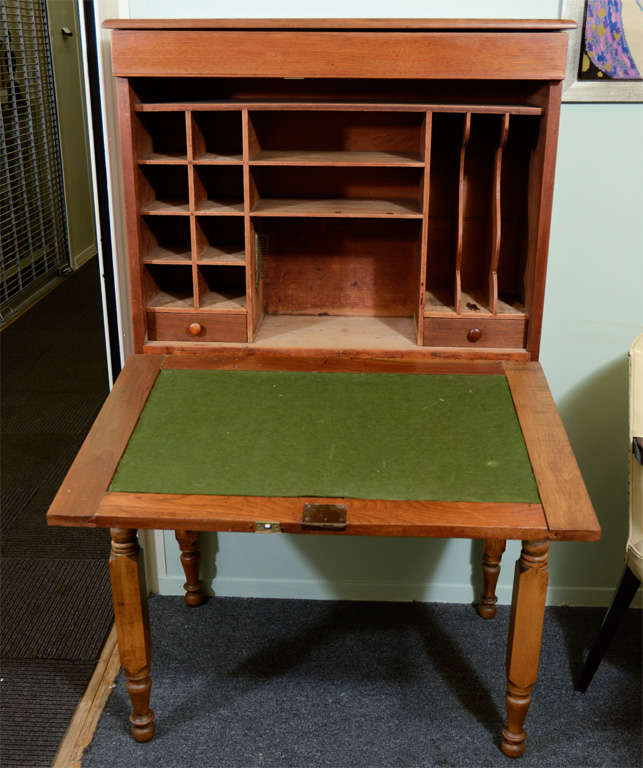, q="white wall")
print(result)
[129,0,560,18]
[117,0,642,606]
